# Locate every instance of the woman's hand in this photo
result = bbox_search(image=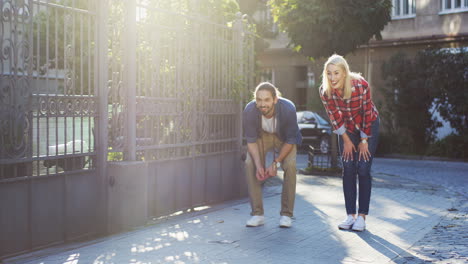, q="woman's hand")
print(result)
[343,140,356,162]
[358,141,371,162]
